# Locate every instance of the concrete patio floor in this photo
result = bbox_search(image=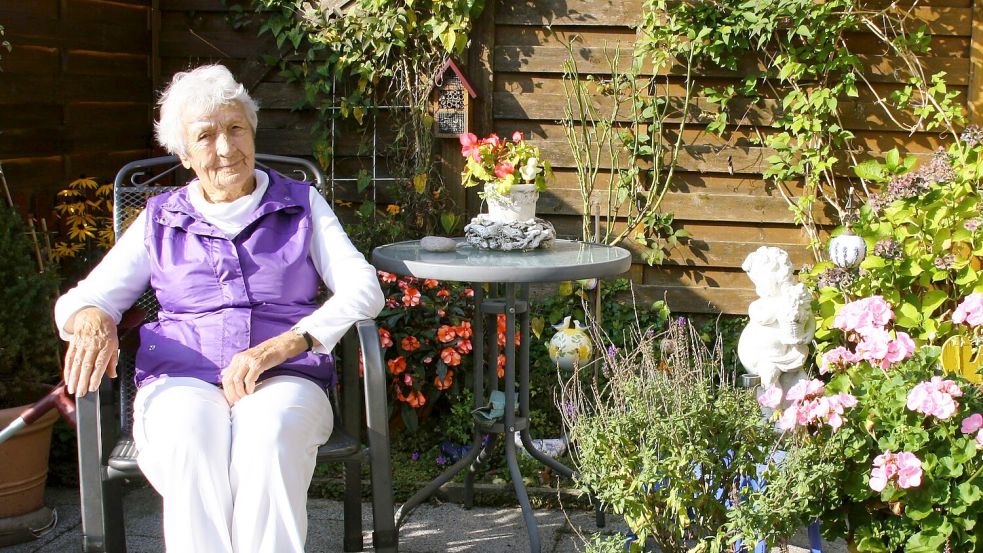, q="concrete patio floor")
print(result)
[1,486,848,552]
